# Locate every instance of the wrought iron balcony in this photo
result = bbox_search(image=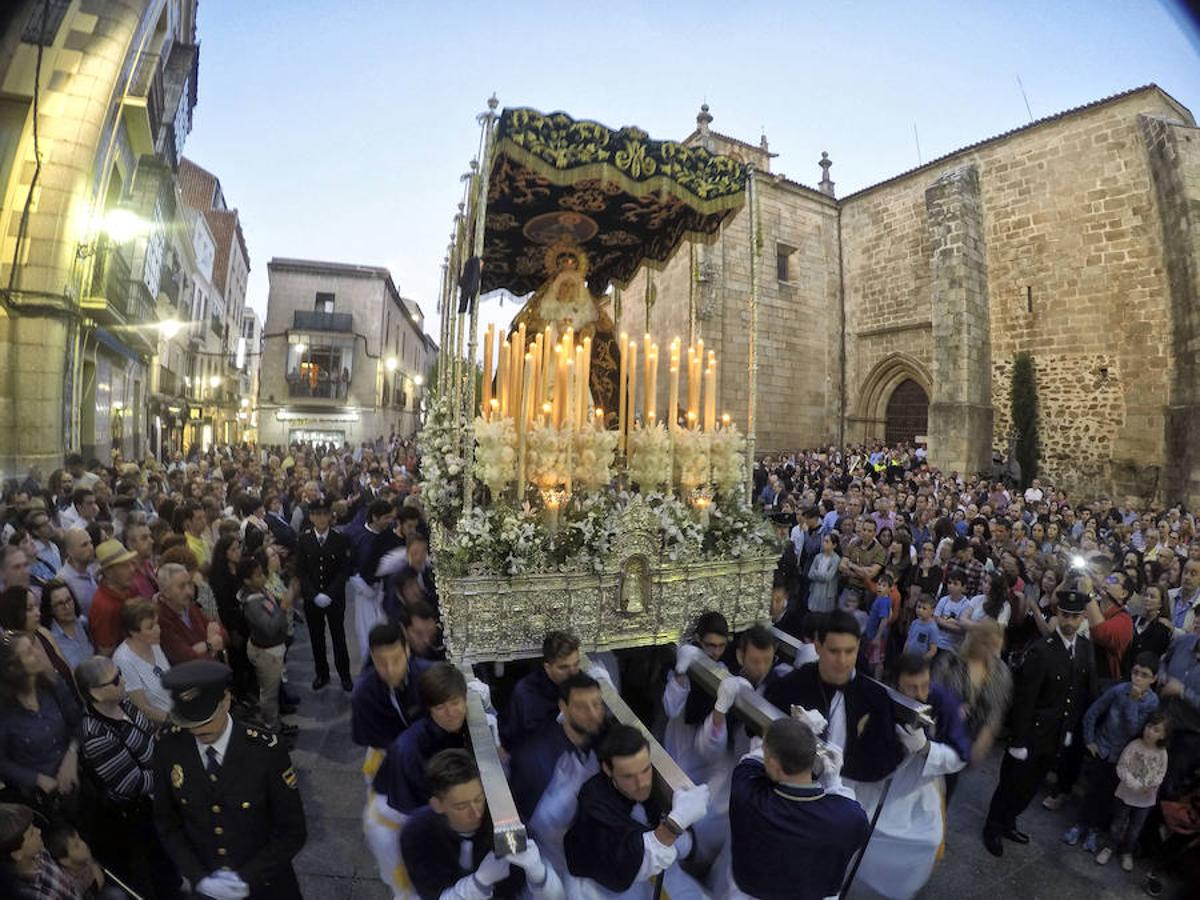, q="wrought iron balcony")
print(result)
[293,310,353,332]
[81,239,133,322]
[287,379,351,401]
[122,51,164,156]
